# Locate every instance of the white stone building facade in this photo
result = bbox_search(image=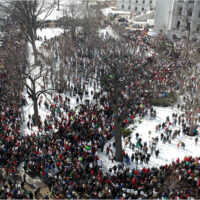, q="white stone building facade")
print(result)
[153,0,174,33]
[154,0,200,40]
[117,0,156,13]
[170,0,200,39]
